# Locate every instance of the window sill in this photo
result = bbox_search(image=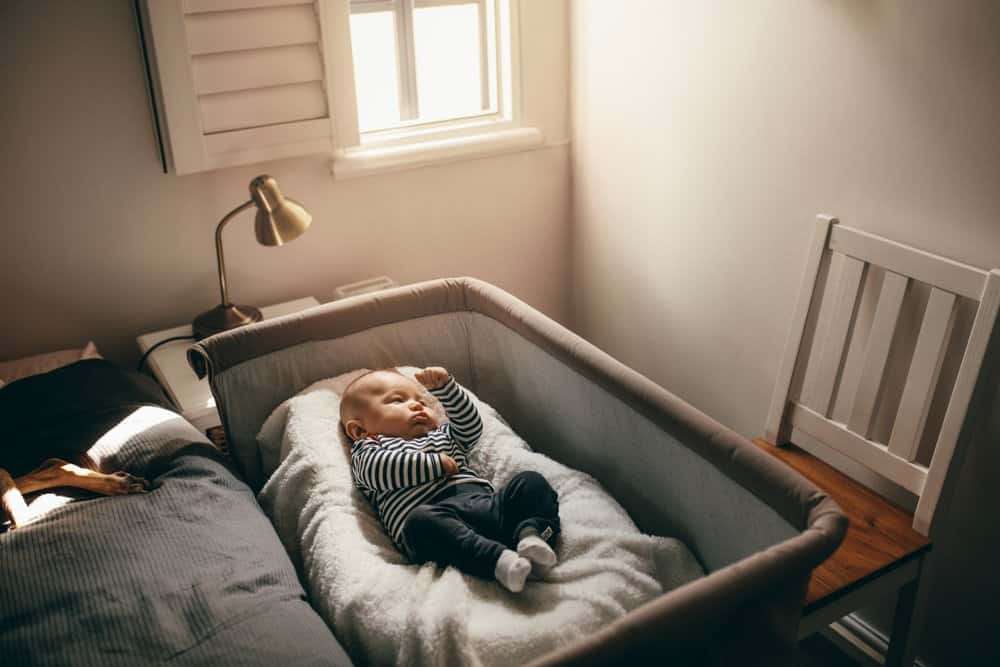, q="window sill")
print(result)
[330,126,546,180]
